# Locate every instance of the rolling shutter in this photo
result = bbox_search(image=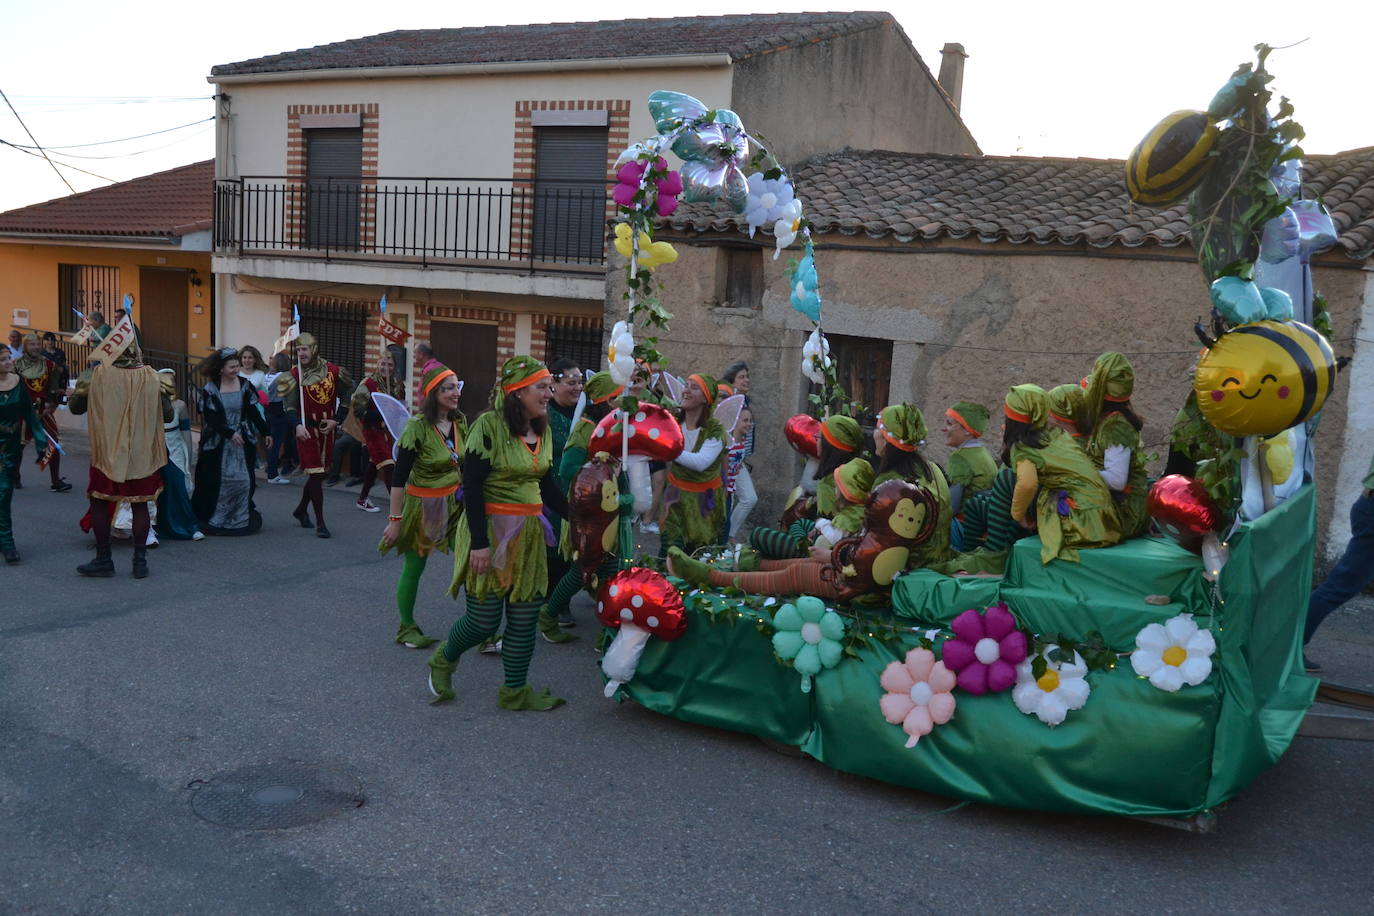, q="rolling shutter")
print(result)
[532,127,607,262]
[306,128,362,250]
